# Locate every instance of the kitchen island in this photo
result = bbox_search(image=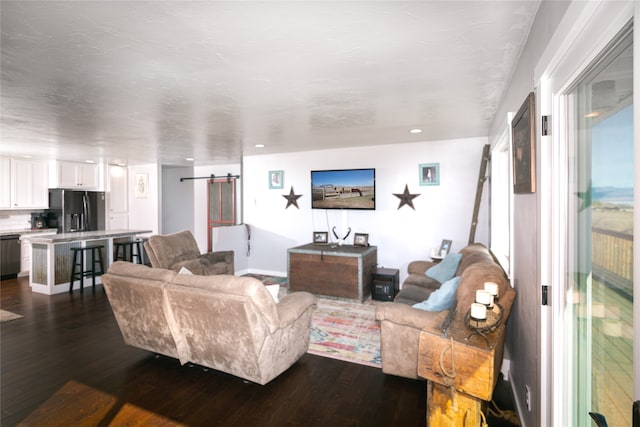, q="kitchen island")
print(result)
[22,229,152,295]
